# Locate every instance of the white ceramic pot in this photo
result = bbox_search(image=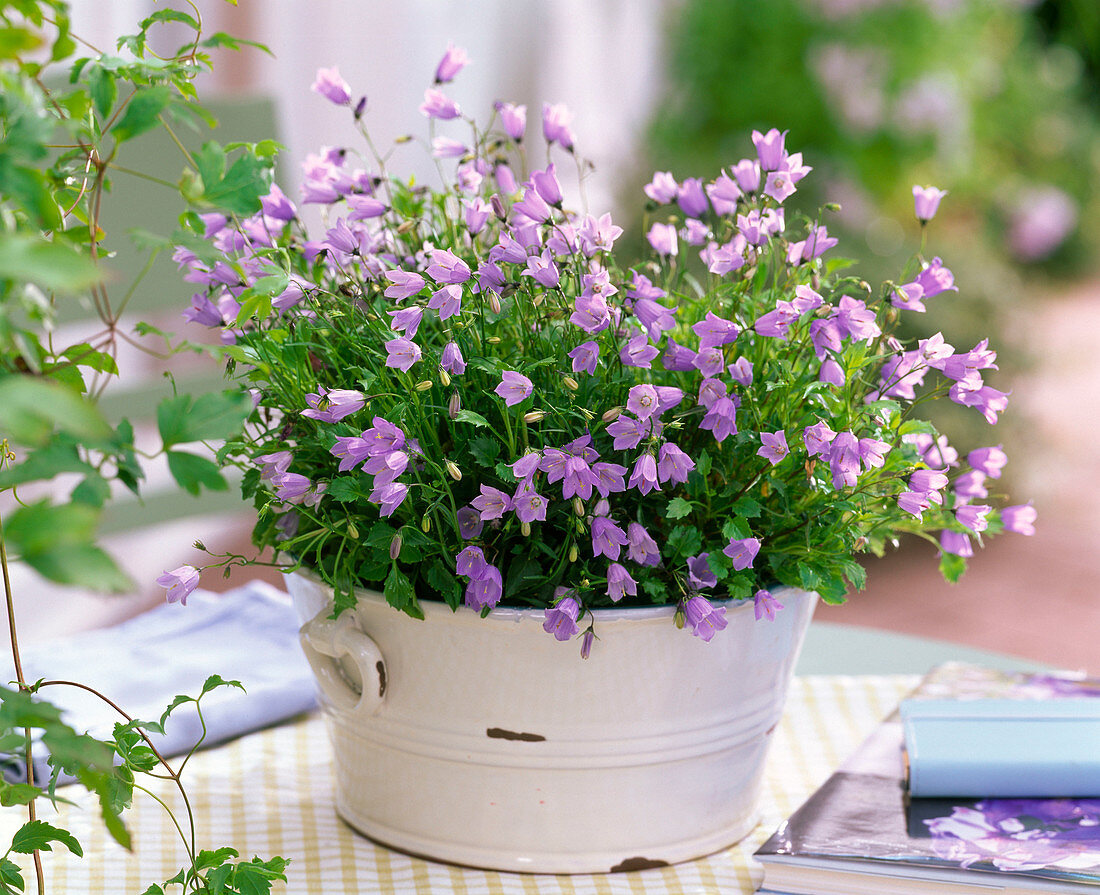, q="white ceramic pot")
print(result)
[286,571,817,874]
